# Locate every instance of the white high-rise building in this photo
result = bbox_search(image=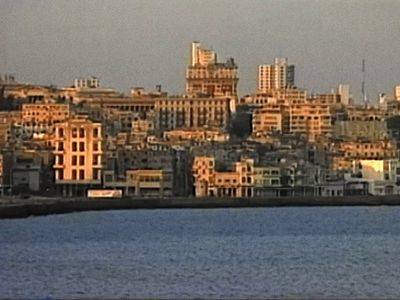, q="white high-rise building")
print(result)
[258,58,295,92]
[190,41,217,67]
[338,84,350,105]
[394,85,400,101]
